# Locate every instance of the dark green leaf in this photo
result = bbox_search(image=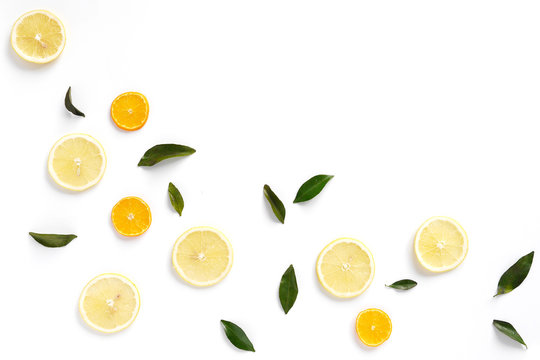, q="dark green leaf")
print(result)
[493,320,527,348]
[220,320,255,352]
[293,174,334,203]
[29,232,77,248]
[64,86,85,117]
[263,184,285,224]
[386,279,417,290]
[138,144,196,166]
[168,182,184,216]
[279,265,298,314]
[494,251,534,297]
